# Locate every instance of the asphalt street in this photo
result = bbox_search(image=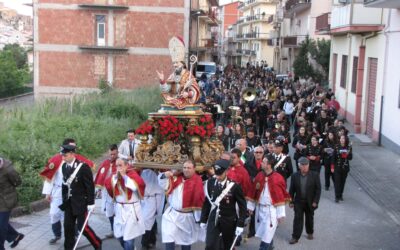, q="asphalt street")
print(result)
[82,166,400,250]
